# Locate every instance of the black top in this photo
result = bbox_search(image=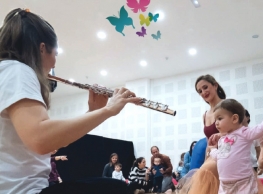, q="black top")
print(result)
[102,163,115,178]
